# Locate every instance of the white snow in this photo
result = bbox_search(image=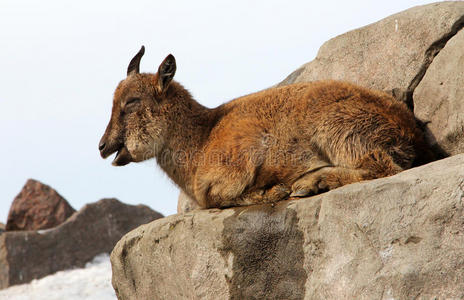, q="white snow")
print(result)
[0,253,116,300]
